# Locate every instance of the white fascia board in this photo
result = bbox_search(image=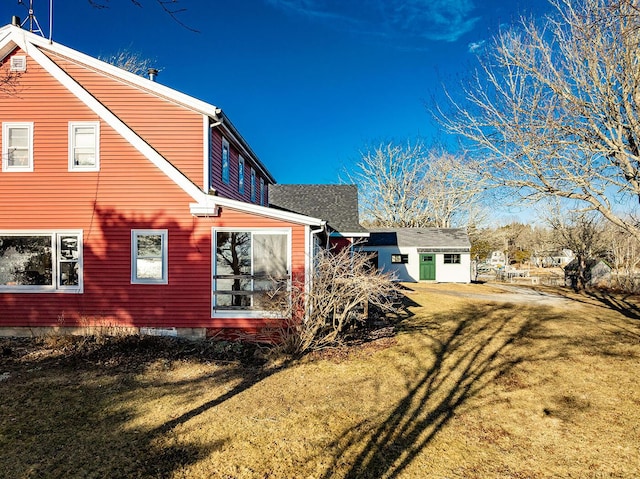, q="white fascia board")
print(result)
[190,195,325,226]
[14,26,222,120]
[15,33,208,204]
